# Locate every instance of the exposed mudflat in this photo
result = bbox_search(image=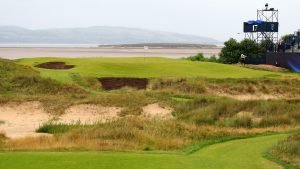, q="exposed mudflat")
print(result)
[0,47,221,59]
